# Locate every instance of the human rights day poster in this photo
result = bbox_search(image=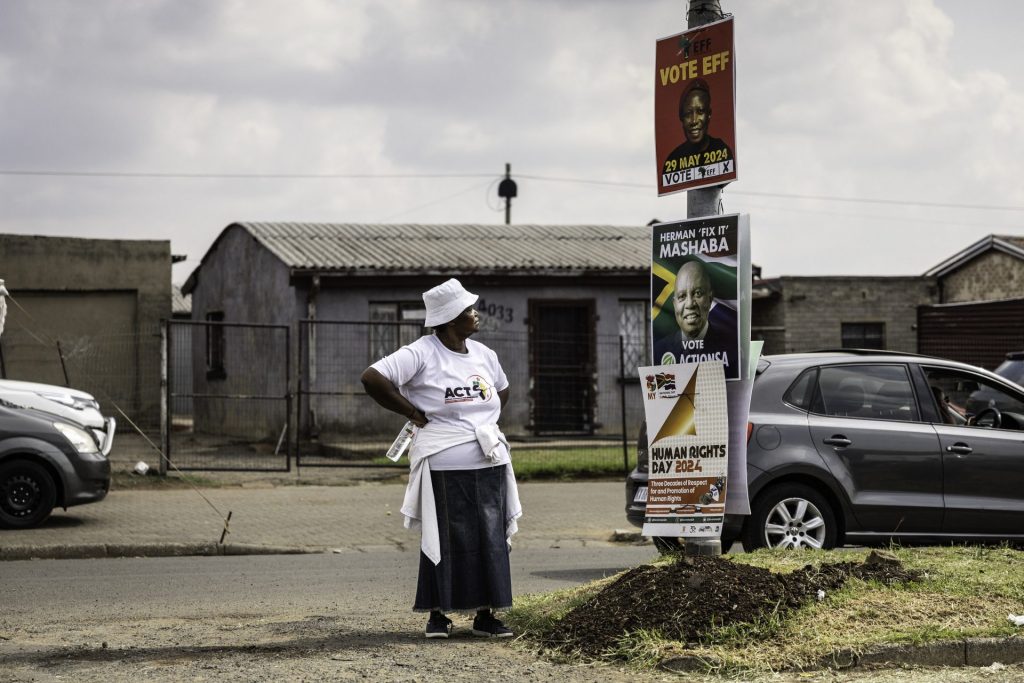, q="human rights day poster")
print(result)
[638,361,729,539]
[650,214,750,381]
[655,16,737,195]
